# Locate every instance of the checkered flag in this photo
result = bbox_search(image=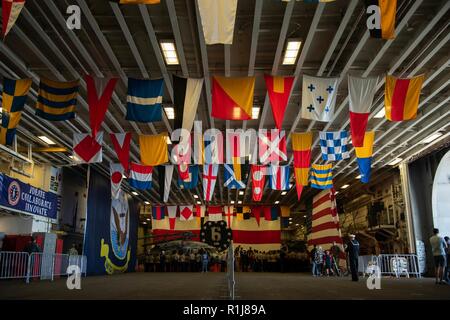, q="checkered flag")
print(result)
[319,131,350,161]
